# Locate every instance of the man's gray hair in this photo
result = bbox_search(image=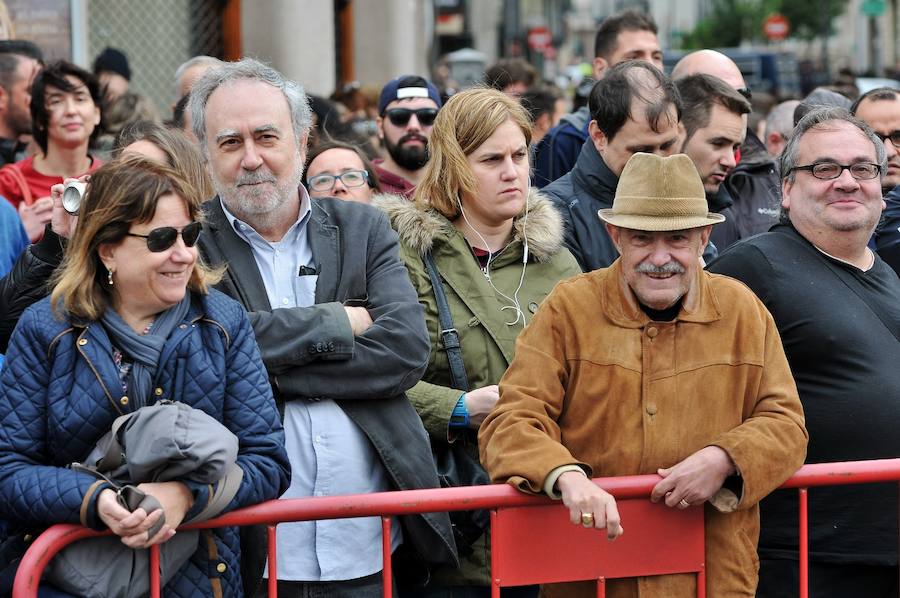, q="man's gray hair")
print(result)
[188,58,312,154]
[173,55,223,99]
[779,106,886,184]
[764,100,799,143]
